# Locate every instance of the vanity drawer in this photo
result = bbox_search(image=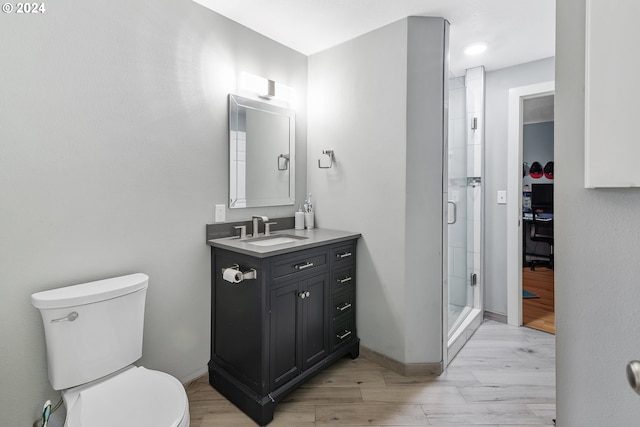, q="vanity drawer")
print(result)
[331,243,355,267]
[272,248,328,280]
[332,266,354,294]
[332,291,354,321]
[331,317,356,352]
